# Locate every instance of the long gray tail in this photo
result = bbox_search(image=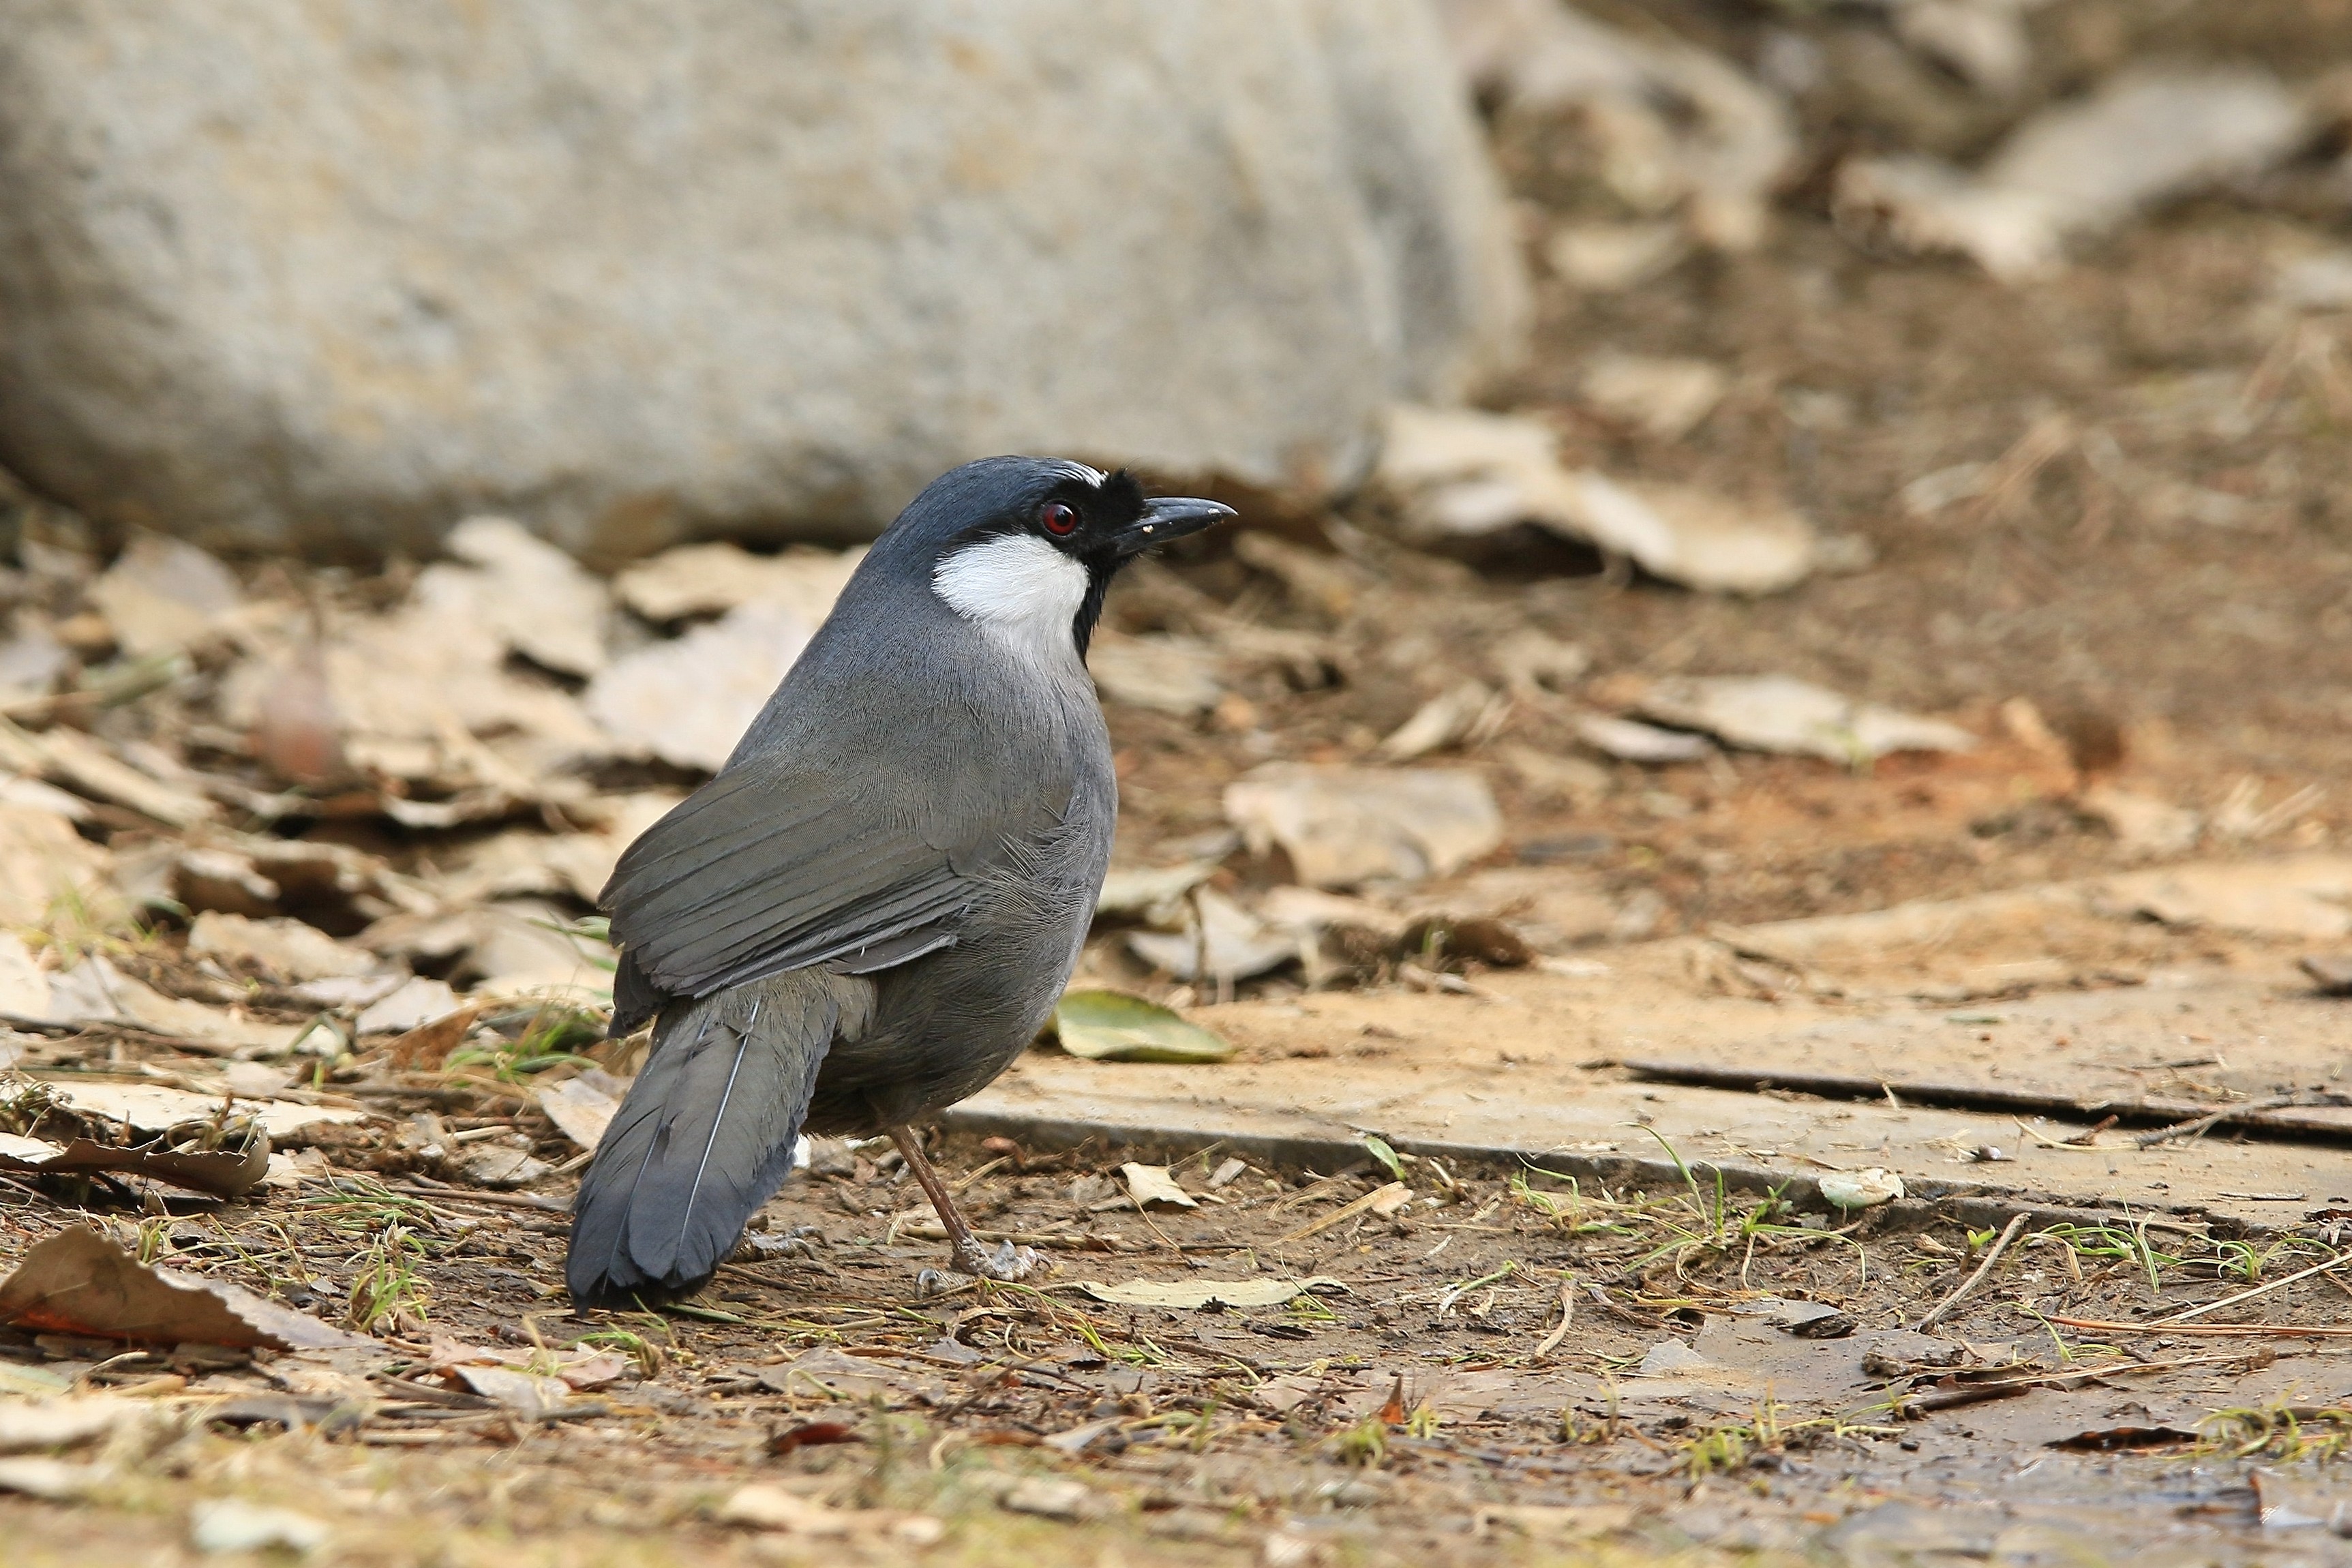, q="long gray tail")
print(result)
[567,969,873,1306]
